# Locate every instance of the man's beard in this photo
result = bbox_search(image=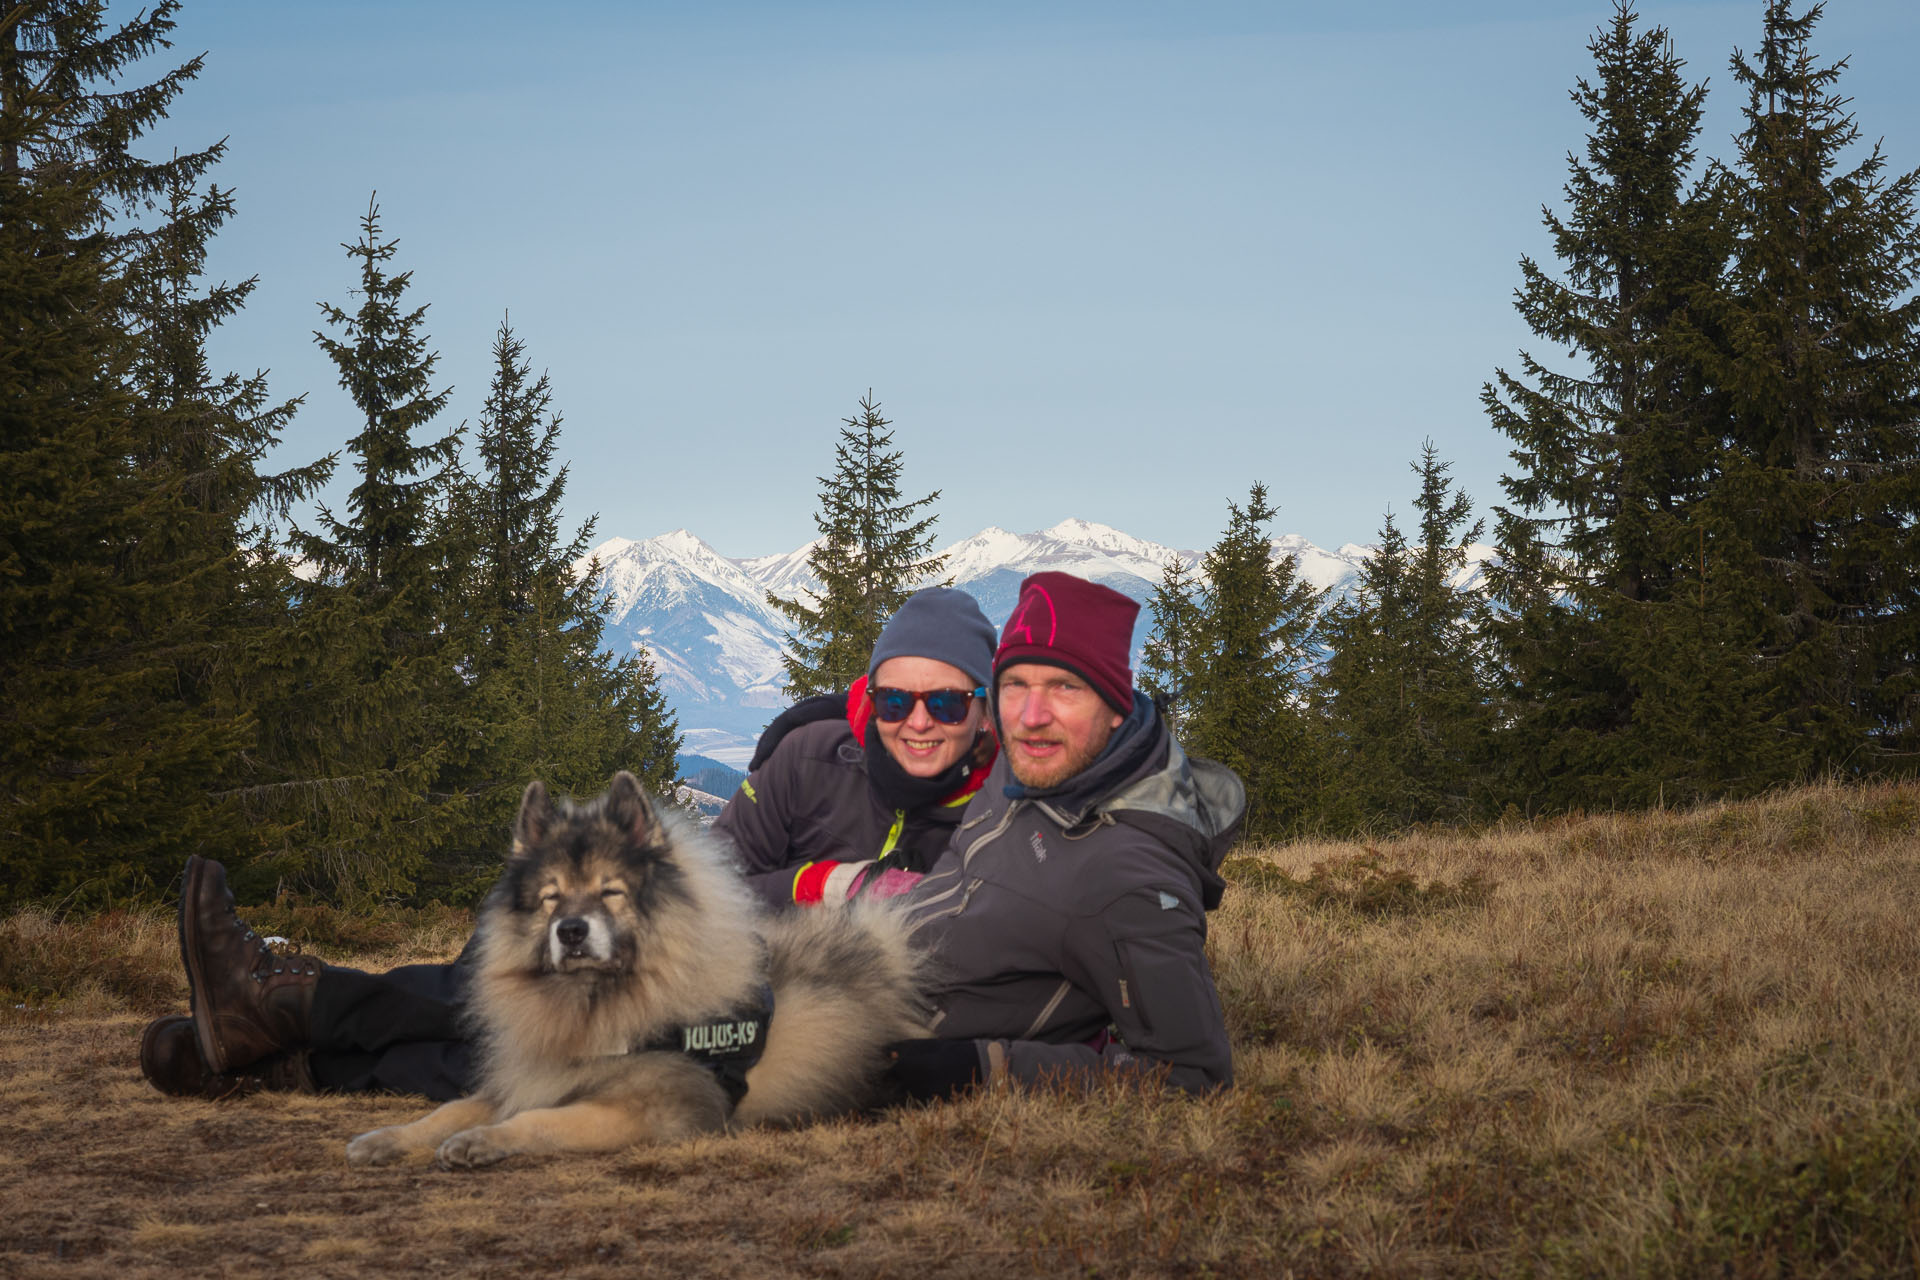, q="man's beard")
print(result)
[1006,719,1116,790]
